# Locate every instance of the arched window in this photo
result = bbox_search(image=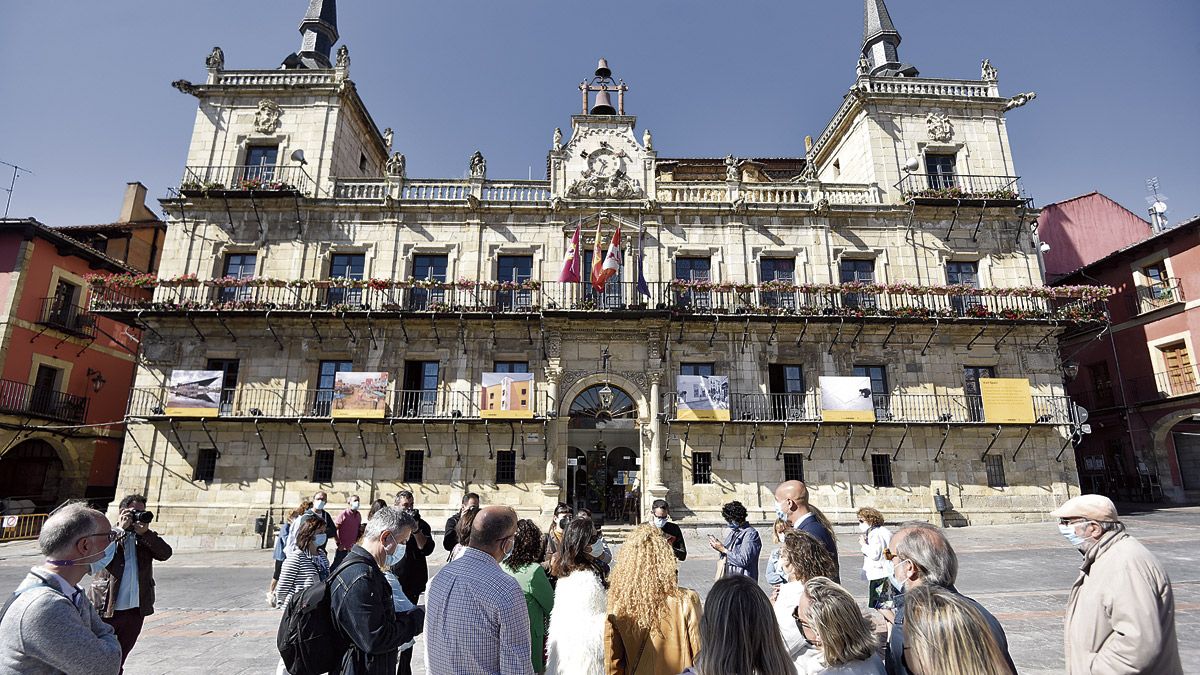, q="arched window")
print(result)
[568,385,635,429]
